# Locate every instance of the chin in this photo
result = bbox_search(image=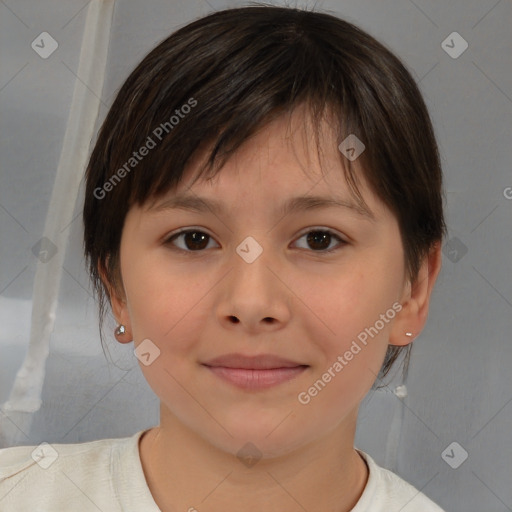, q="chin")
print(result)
[200,416,310,459]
